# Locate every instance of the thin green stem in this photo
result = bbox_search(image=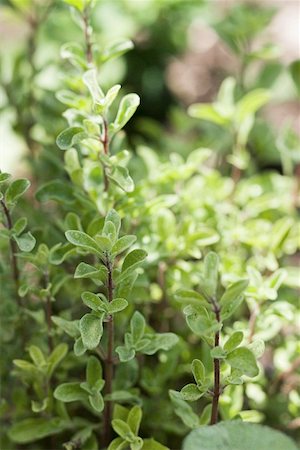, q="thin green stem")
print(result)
[210,303,221,425]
